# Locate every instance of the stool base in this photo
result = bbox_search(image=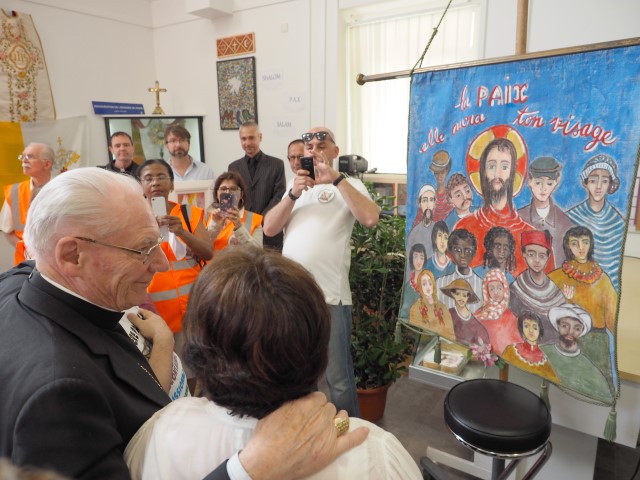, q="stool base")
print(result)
[420,442,552,480]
